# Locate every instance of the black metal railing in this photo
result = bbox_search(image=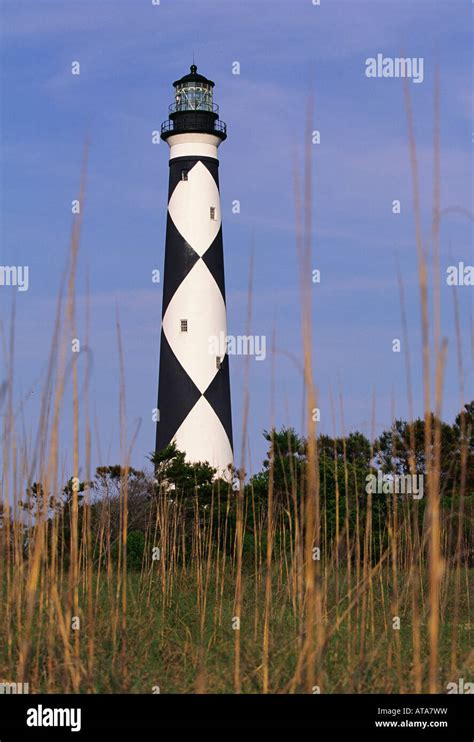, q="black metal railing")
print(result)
[161,118,227,137]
